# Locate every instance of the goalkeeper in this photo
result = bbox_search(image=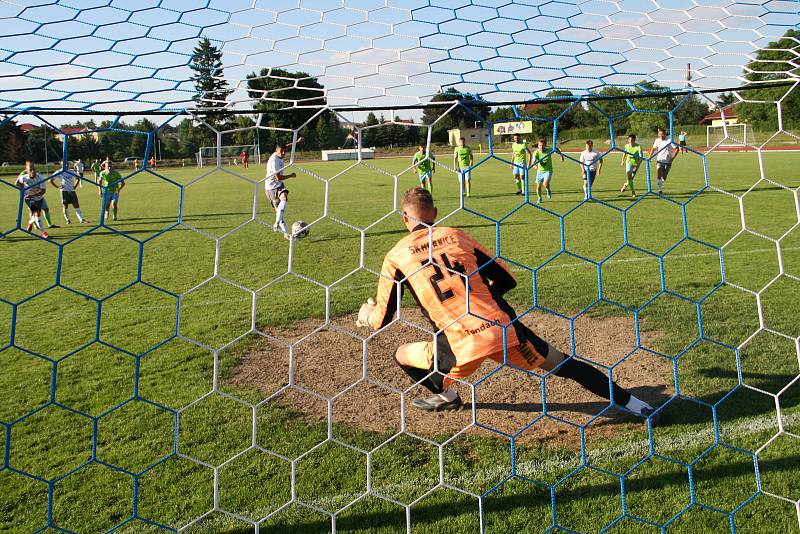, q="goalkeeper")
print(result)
[357,186,657,419]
